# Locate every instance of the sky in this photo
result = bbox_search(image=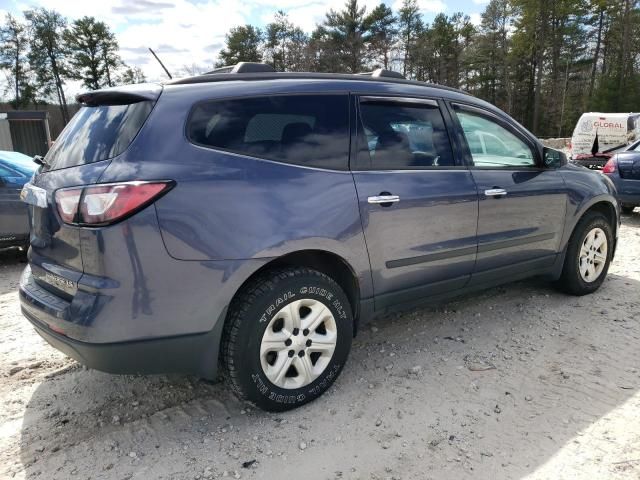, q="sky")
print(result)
[0,0,489,90]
